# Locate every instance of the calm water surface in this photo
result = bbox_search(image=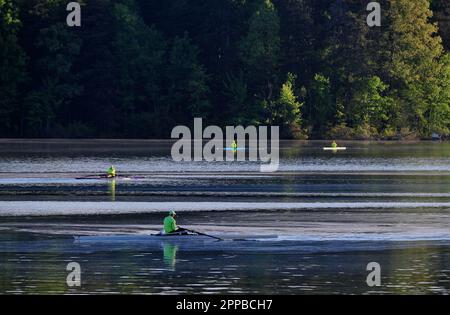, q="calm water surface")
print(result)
[0,140,449,294]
